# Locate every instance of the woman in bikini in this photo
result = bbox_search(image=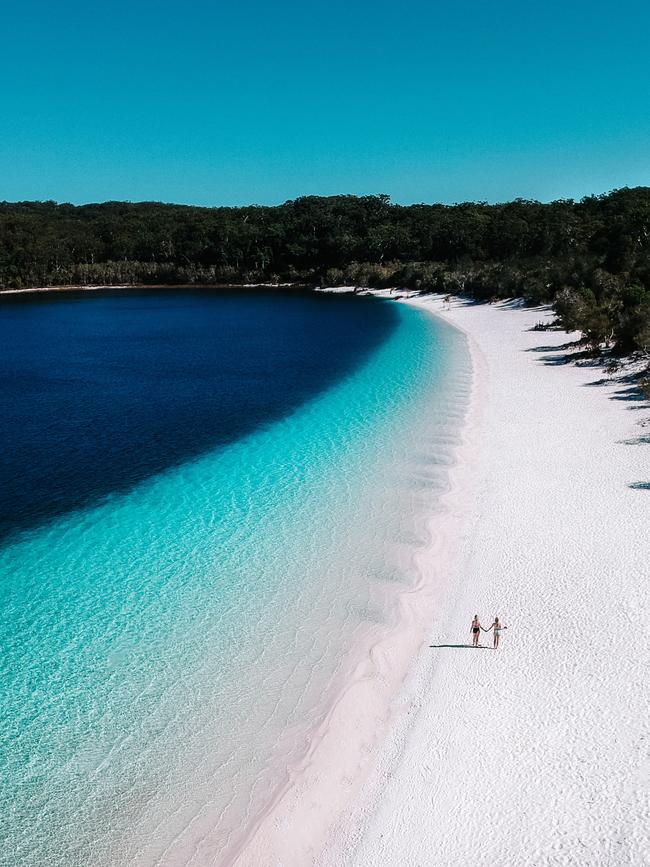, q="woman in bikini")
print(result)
[470,614,482,647]
[486,616,507,649]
